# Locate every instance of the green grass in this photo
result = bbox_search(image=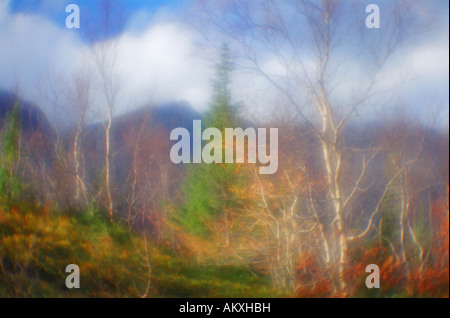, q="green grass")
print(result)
[151,253,285,298]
